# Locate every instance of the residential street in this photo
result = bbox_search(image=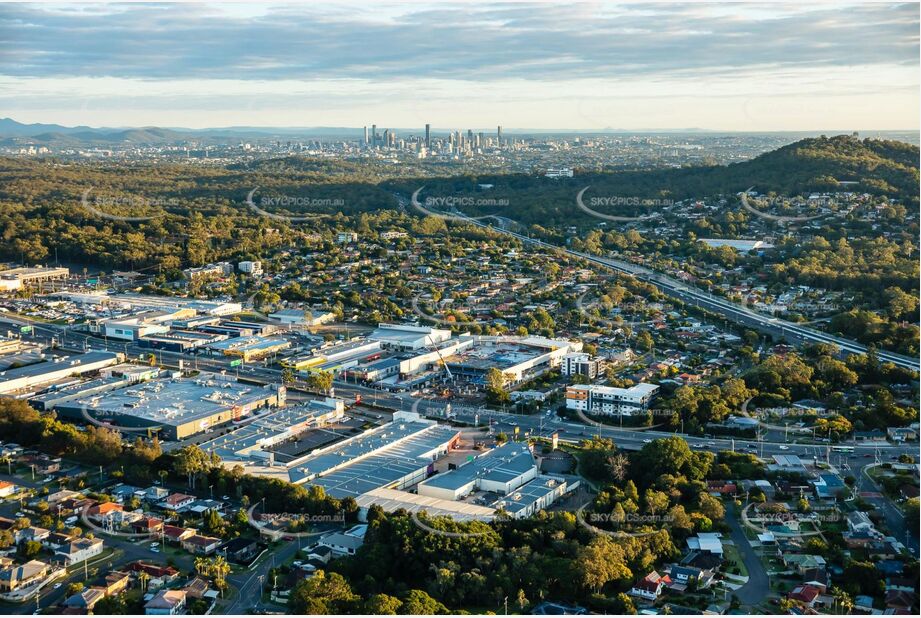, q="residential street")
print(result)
[724,502,770,607]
